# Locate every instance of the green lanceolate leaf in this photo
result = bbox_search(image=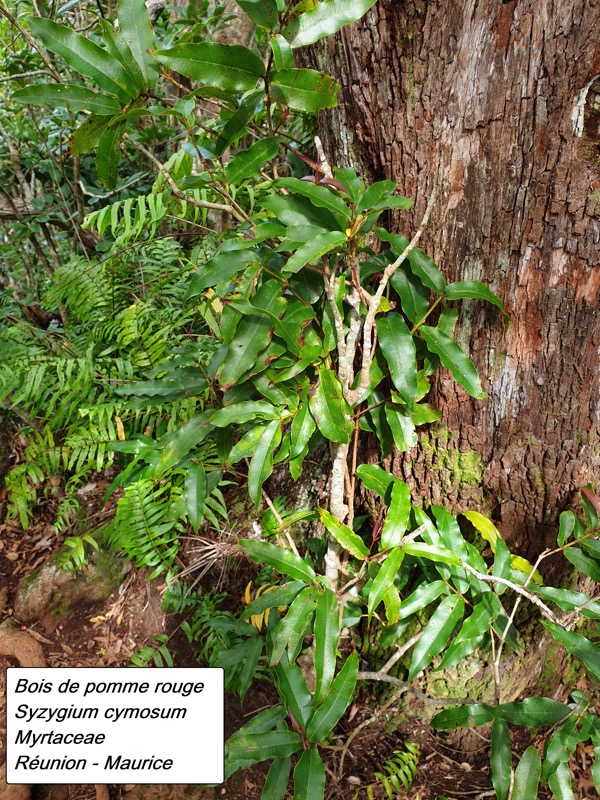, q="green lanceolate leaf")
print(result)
[242,581,307,620]
[399,581,448,620]
[227,730,302,764]
[384,403,418,453]
[376,313,417,403]
[293,748,325,800]
[96,122,126,189]
[211,401,279,426]
[313,588,340,703]
[270,68,339,113]
[241,539,317,583]
[272,651,313,728]
[390,267,430,325]
[420,325,486,399]
[185,463,206,532]
[436,597,497,670]
[237,0,279,29]
[290,392,317,458]
[356,464,394,501]
[218,315,277,391]
[261,756,291,800]
[248,420,282,506]
[309,368,353,444]
[274,177,352,223]
[536,586,600,619]
[376,228,445,293]
[154,43,264,91]
[407,594,464,682]
[118,0,158,88]
[444,281,506,314]
[548,762,575,800]
[29,17,134,102]
[557,510,577,546]
[368,547,404,619]
[226,136,280,183]
[270,586,317,665]
[542,621,600,681]
[318,508,369,559]
[494,697,571,727]
[306,652,358,742]
[12,84,122,115]
[512,746,541,800]
[431,703,494,729]
[271,34,294,71]
[283,0,378,48]
[99,18,145,95]
[70,115,112,155]
[401,542,461,566]
[490,718,511,800]
[186,250,258,298]
[564,546,600,583]
[283,231,347,274]
[154,410,213,477]
[380,479,411,548]
[216,90,263,155]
